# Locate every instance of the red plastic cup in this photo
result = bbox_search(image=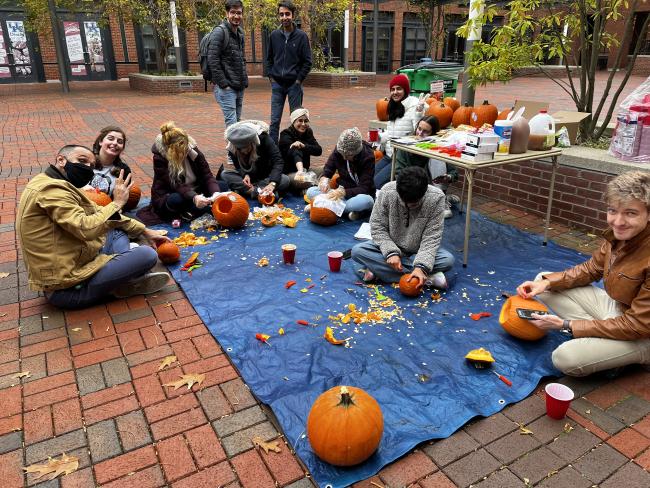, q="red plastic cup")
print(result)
[282,244,296,264]
[545,383,574,419]
[368,128,379,142]
[328,251,343,272]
